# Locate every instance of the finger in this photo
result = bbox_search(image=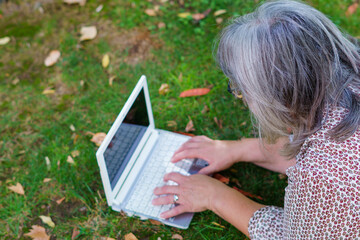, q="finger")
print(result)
[152,195,174,206]
[164,172,188,183]
[153,185,179,195]
[171,148,203,163]
[198,166,215,175]
[160,205,187,219]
